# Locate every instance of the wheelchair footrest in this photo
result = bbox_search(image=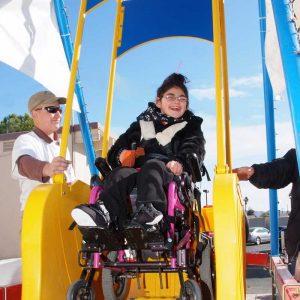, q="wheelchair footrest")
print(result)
[78,226,124,250]
[124,226,164,249]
